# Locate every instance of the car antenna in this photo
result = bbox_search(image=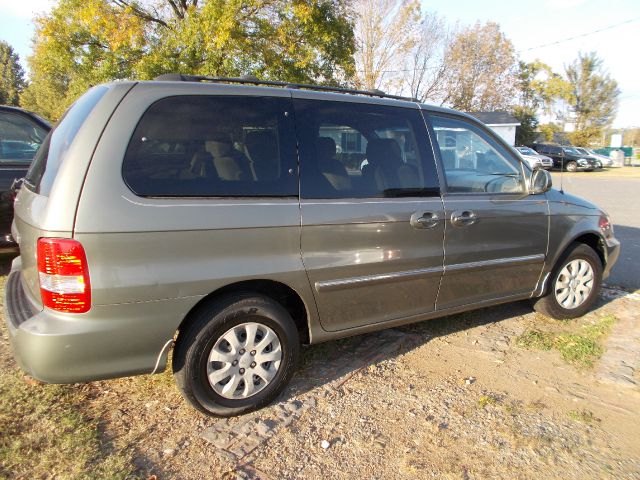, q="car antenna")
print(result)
[559,156,564,194]
[558,143,565,194]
